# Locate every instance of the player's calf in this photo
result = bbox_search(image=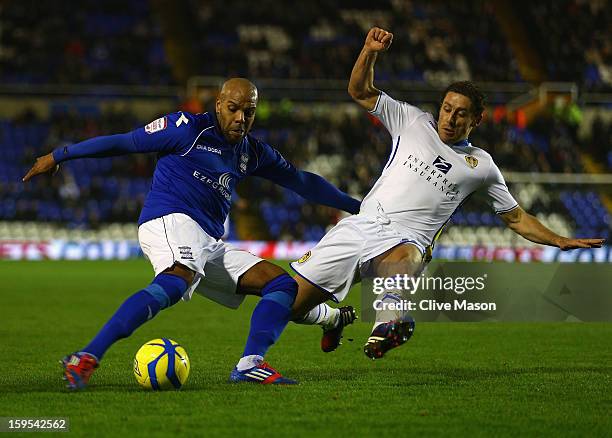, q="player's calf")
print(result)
[233,272,298,383]
[80,272,188,360]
